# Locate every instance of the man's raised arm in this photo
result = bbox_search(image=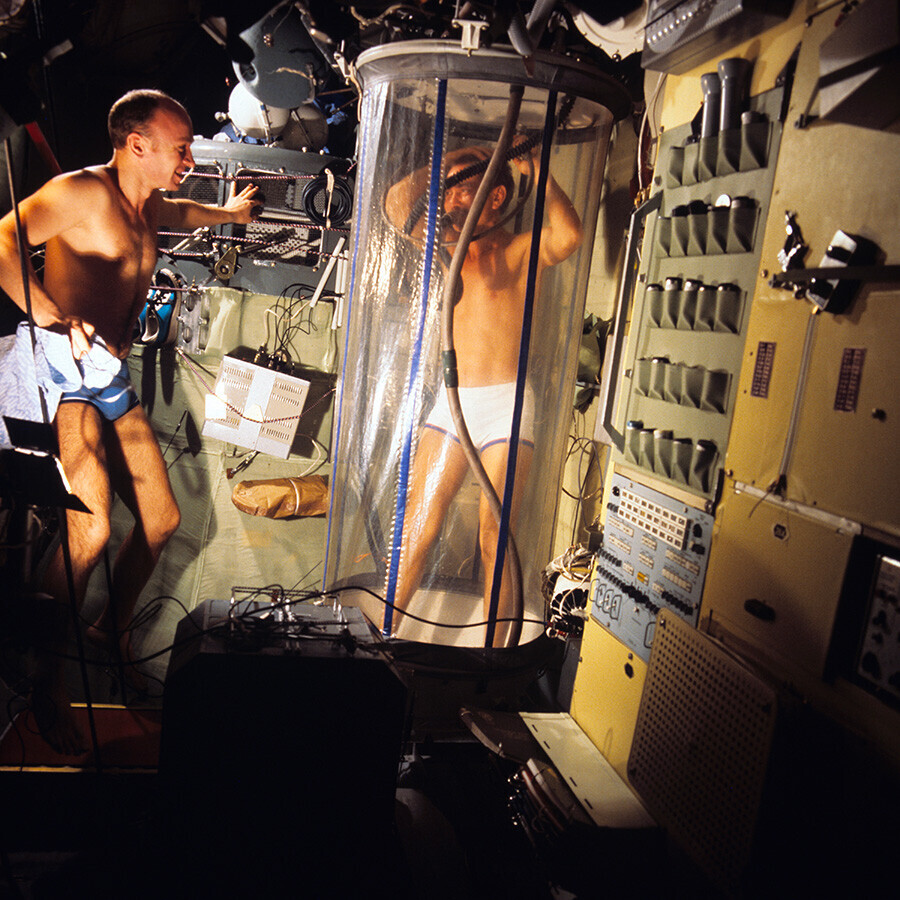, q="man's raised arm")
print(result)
[384,163,434,237]
[157,181,261,230]
[511,147,583,267]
